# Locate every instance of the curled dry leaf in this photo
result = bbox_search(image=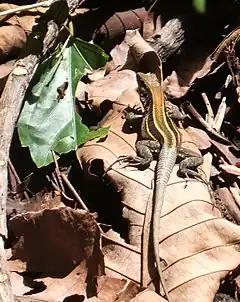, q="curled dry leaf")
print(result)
[163,32,231,99]
[110,40,130,70]
[164,55,216,99]
[185,127,238,167]
[0,59,15,79]
[163,71,190,99]
[110,29,161,73]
